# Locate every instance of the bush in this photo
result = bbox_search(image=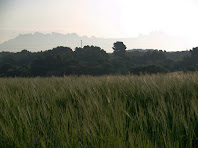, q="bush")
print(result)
[130,65,168,75]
